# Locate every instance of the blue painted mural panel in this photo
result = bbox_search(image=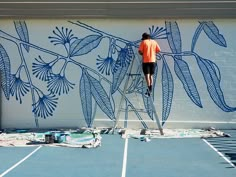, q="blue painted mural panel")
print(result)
[0,19,235,129]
